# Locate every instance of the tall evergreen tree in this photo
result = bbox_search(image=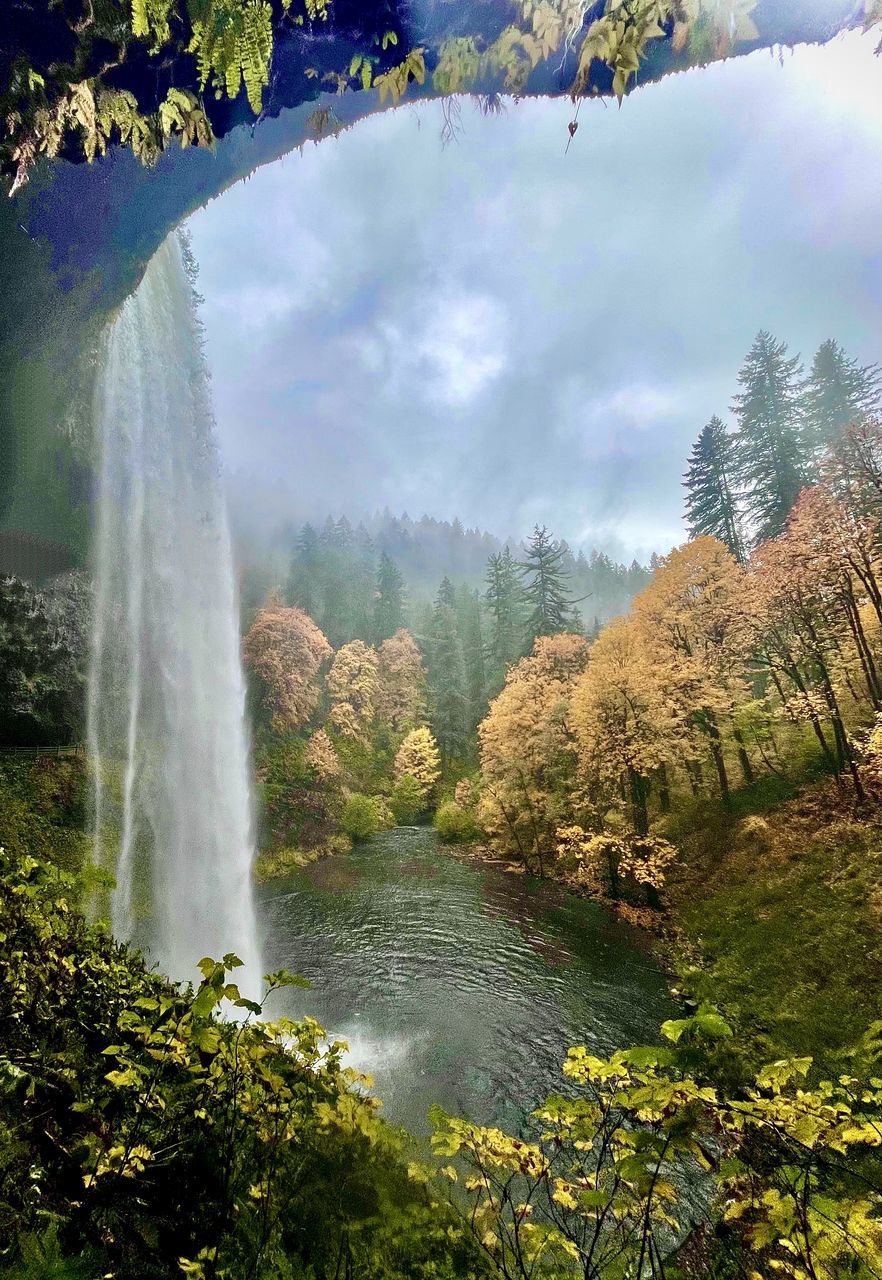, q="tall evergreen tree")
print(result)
[731,331,808,546]
[455,584,488,739]
[683,415,744,560]
[519,525,580,644]
[484,546,524,679]
[802,339,881,455]
[286,522,320,617]
[436,575,457,608]
[351,525,378,640]
[314,517,350,646]
[373,552,406,644]
[425,581,468,763]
